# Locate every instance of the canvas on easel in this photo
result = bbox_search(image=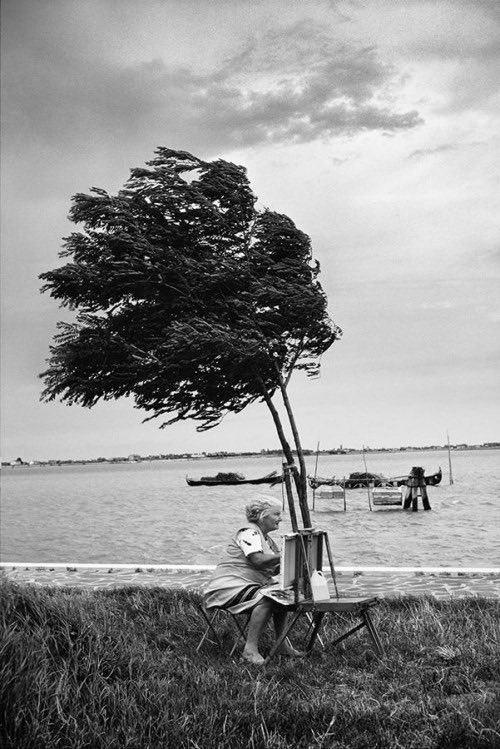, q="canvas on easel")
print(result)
[262,530,329,604]
[278,533,298,591]
[279,530,331,602]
